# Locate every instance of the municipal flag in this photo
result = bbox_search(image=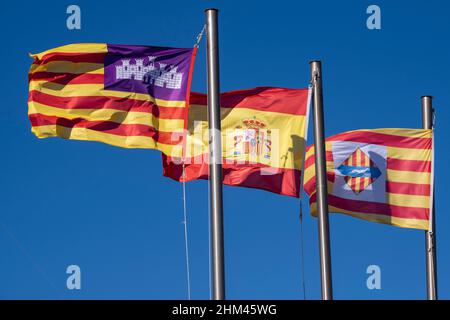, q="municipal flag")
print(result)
[303,128,433,230]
